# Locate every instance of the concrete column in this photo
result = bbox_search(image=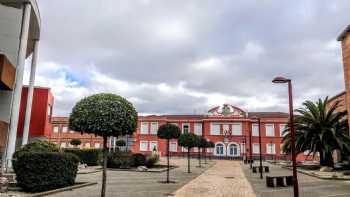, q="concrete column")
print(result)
[5,3,32,169]
[21,40,39,146]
